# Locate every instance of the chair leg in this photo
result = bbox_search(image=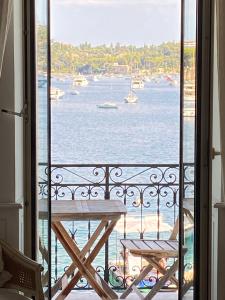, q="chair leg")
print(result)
[145,257,178,287]
[181,280,193,297]
[144,259,179,300]
[120,263,154,299]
